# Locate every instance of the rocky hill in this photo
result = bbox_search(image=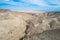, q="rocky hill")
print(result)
[0,9,60,40]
